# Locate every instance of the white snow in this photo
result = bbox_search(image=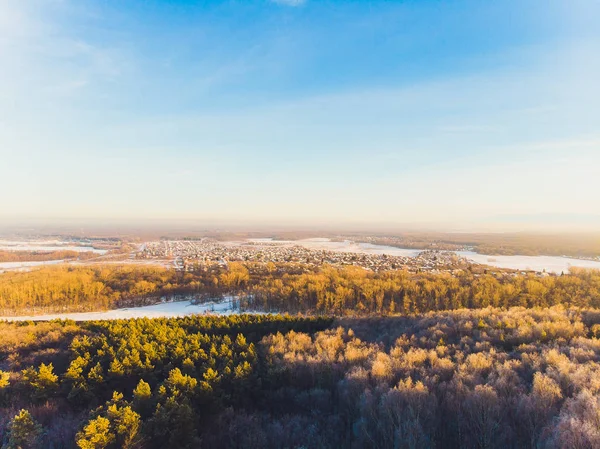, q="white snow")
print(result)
[0,298,241,322]
[456,251,600,274]
[0,240,106,254]
[245,238,422,257]
[0,259,66,271]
